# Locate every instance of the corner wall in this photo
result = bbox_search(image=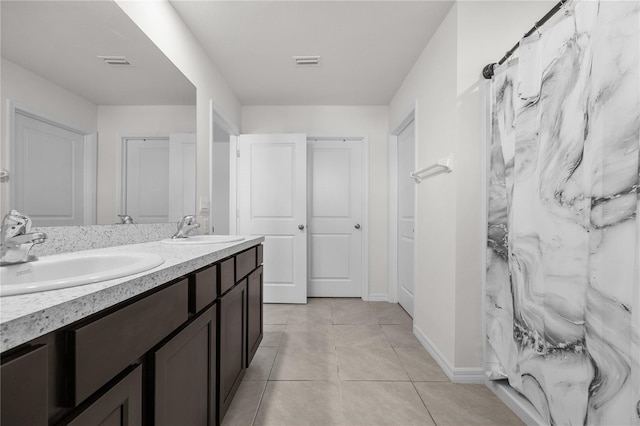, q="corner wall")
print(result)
[389,1,554,375]
[242,105,389,298]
